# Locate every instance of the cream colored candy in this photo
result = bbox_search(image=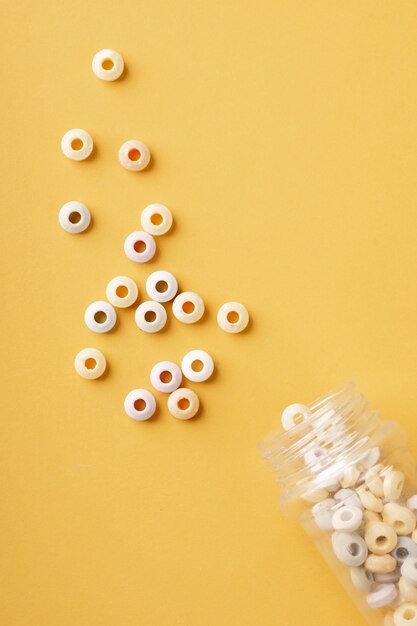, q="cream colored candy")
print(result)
[399,577,417,603]
[350,566,373,593]
[375,570,400,584]
[401,558,417,585]
[365,554,397,574]
[167,388,200,420]
[217,302,249,334]
[412,529,417,544]
[394,603,417,626]
[106,276,138,308]
[301,487,329,504]
[74,348,106,380]
[363,510,382,524]
[384,470,405,502]
[383,503,416,536]
[365,521,398,555]
[281,403,312,431]
[331,532,368,567]
[364,464,385,498]
[172,292,205,324]
[357,486,383,513]
[92,49,124,81]
[61,129,93,161]
[340,465,361,489]
[119,140,151,172]
[141,203,173,236]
